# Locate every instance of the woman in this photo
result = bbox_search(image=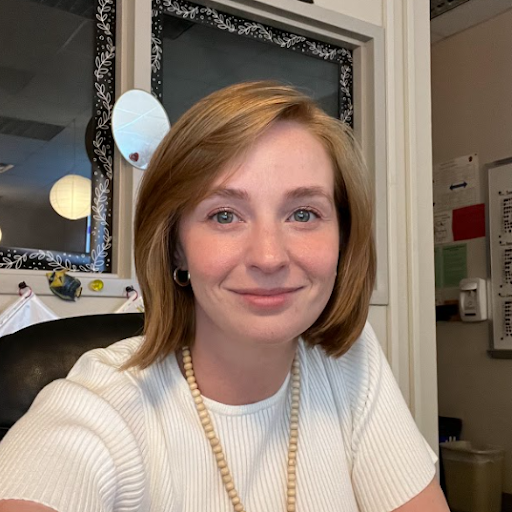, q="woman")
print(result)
[0,82,449,512]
